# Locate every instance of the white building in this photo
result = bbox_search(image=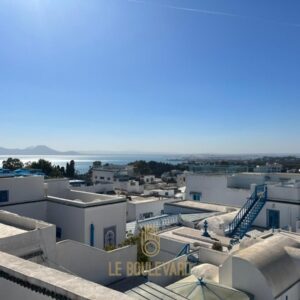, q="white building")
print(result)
[143,175,155,184]
[177,172,187,187]
[0,176,127,249]
[0,210,134,299]
[152,223,300,300]
[220,232,300,300]
[254,163,283,173]
[185,173,249,206]
[114,178,144,194]
[126,196,178,222]
[144,188,176,198]
[185,172,300,234]
[92,168,116,184]
[1,173,300,300]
